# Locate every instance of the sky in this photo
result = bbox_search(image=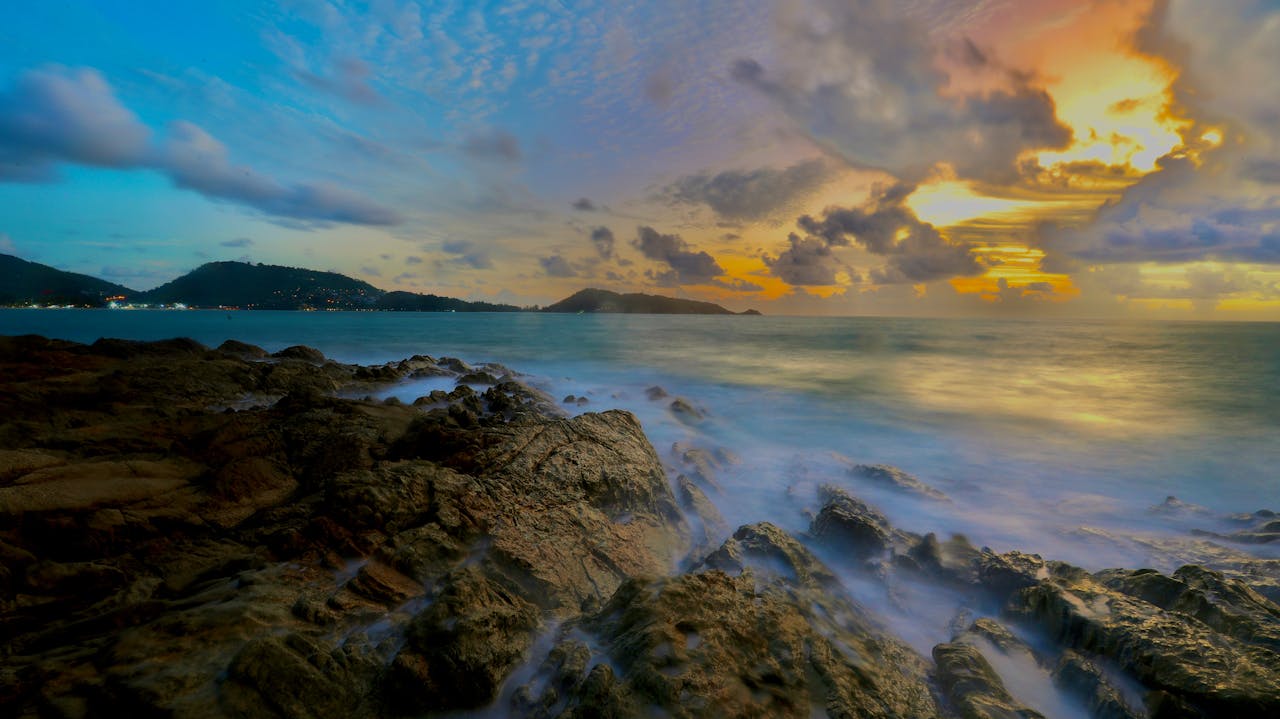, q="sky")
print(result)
[1,0,1279,318]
